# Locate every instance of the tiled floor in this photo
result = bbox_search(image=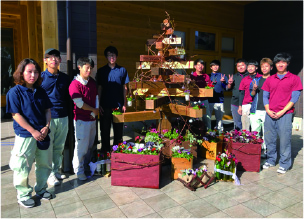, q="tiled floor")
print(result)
[1,119,303,218]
